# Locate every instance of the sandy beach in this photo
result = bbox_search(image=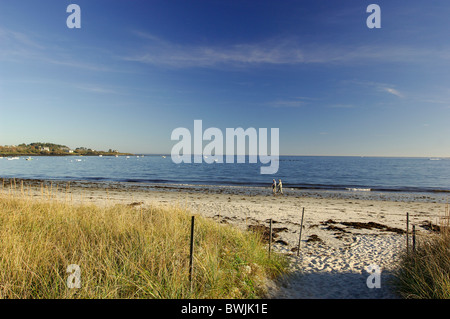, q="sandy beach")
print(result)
[3,179,447,299]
